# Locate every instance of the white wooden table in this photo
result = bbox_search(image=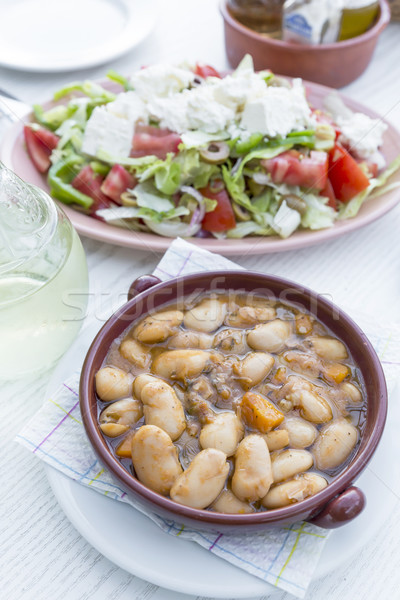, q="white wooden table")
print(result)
[1,1,400,598]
